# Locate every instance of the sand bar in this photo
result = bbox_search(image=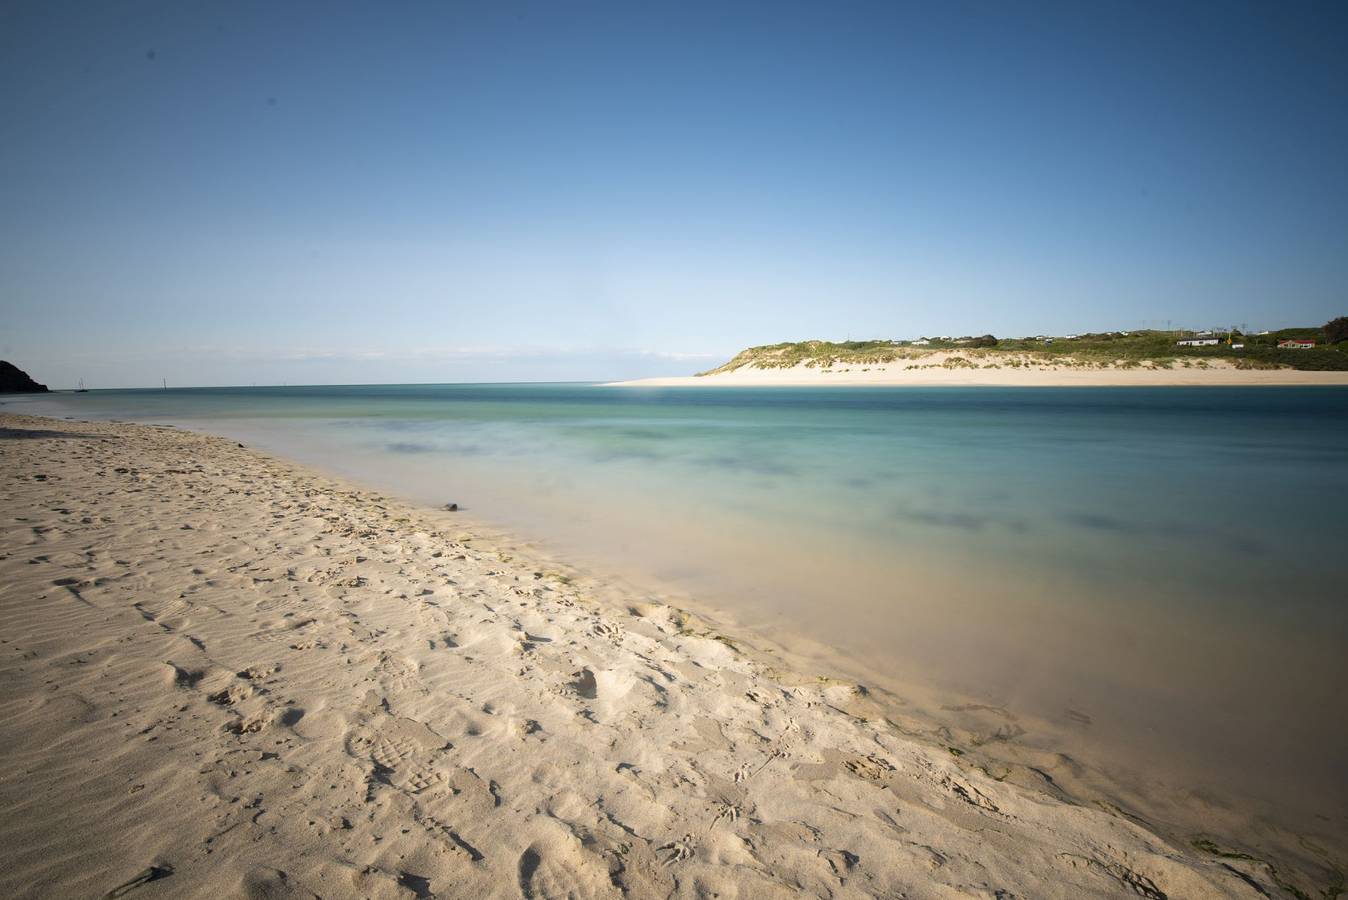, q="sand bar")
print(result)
[610,354,1348,386]
[0,412,1322,898]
